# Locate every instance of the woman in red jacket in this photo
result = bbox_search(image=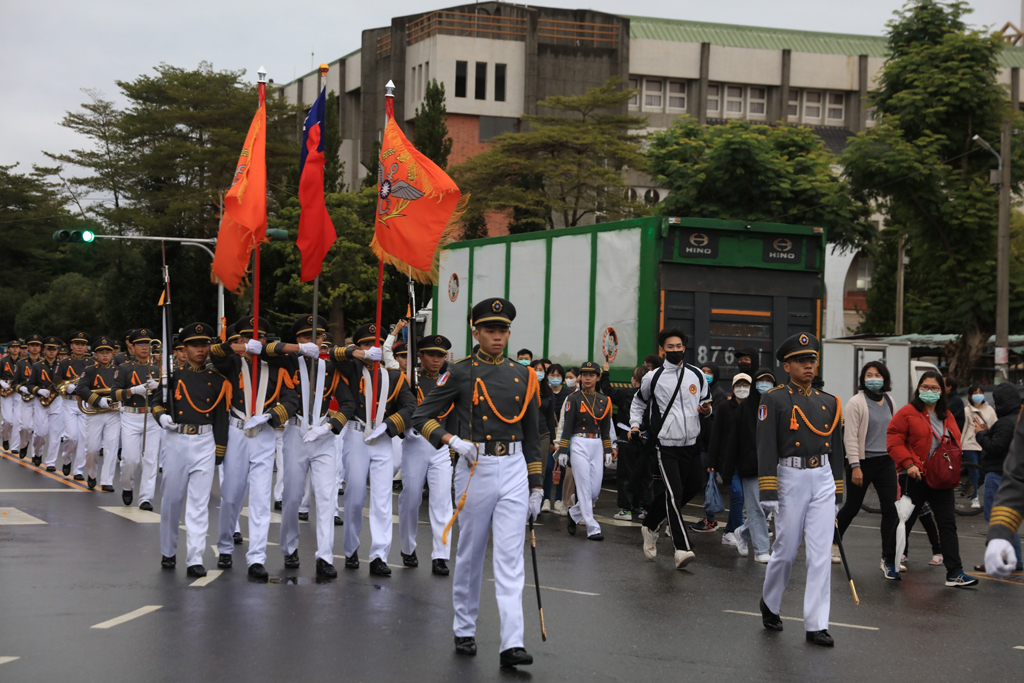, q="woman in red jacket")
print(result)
[886,371,978,588]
